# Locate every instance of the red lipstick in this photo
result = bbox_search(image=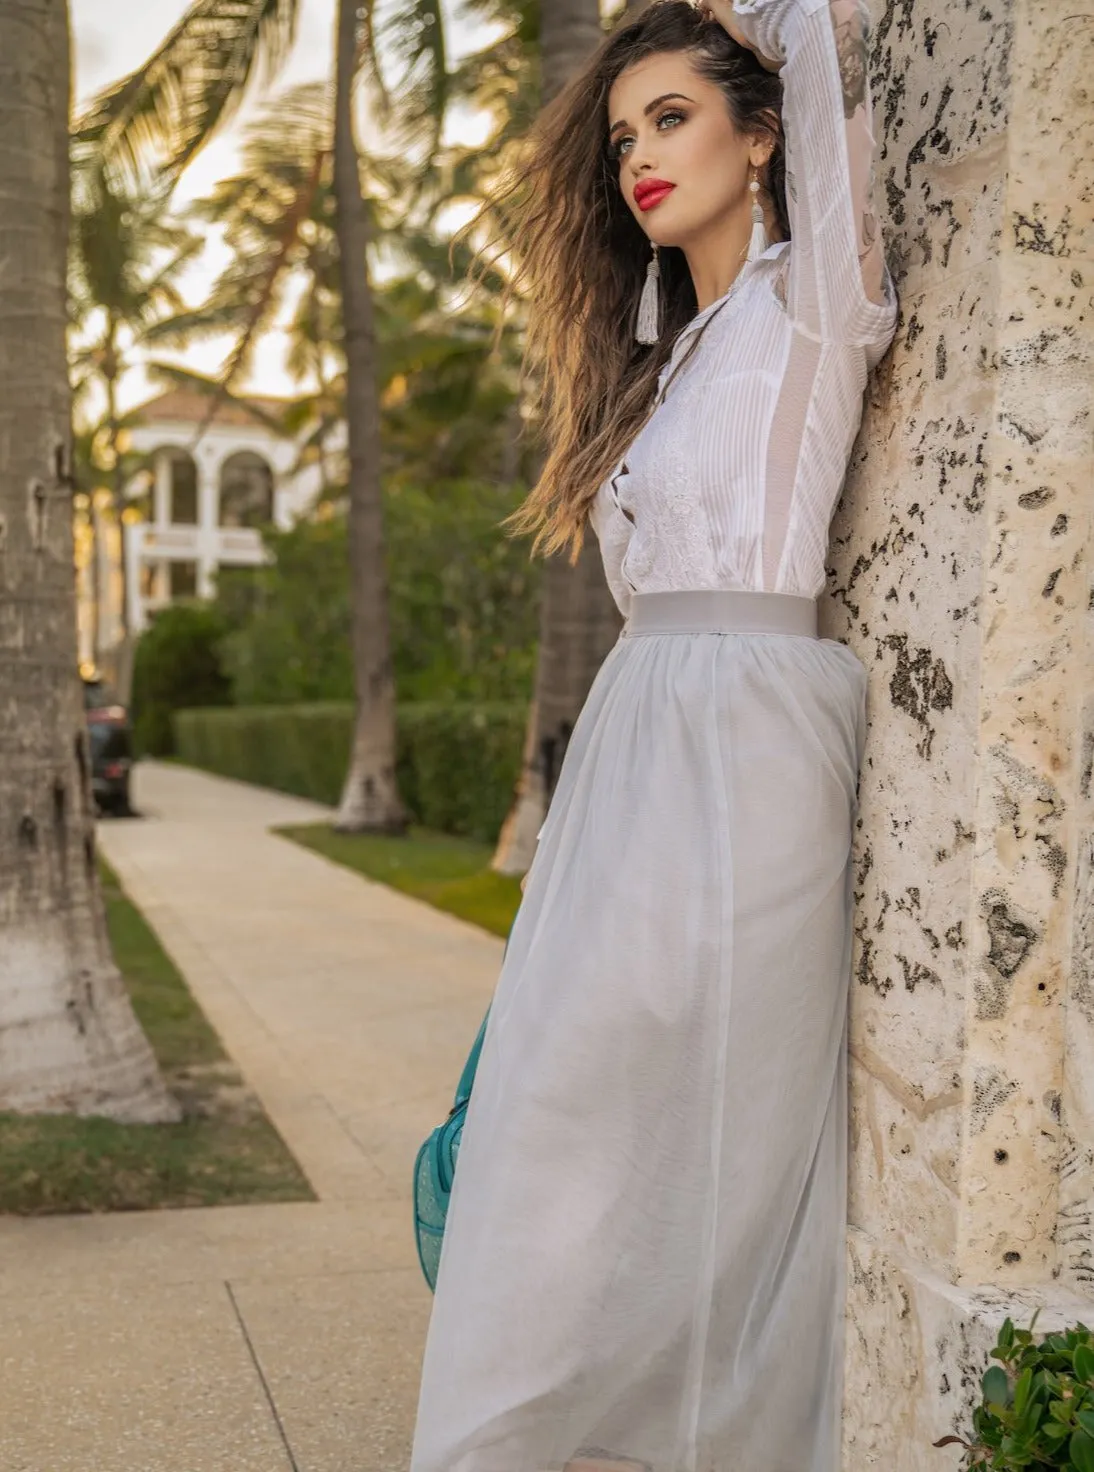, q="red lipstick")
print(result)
[634,178,676,212]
